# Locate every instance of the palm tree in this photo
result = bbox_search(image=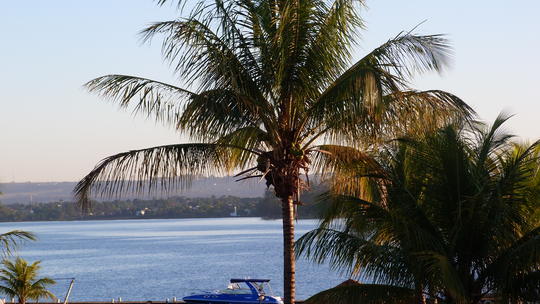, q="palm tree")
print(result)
[76,0,473,302]
[0,257,56,304]
[297,115,540,303]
